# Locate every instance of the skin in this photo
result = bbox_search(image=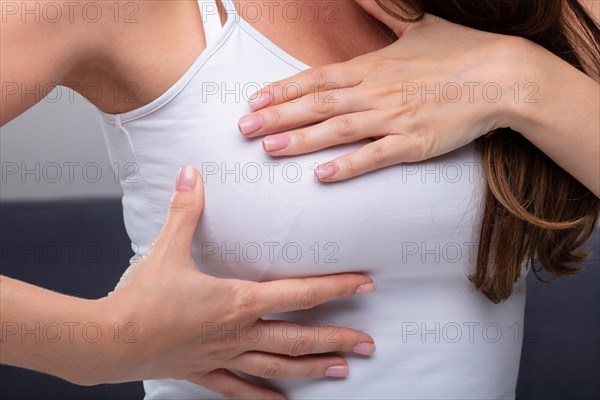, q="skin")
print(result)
[242,1,600,197]
[0,0,391,397]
